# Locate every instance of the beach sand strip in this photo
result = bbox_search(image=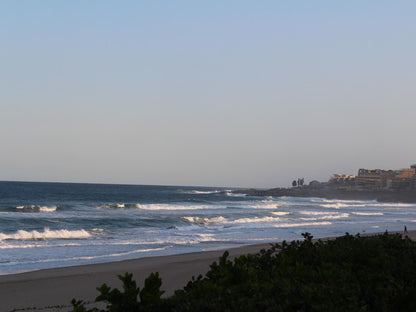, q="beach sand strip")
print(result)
[1,231,414,311]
